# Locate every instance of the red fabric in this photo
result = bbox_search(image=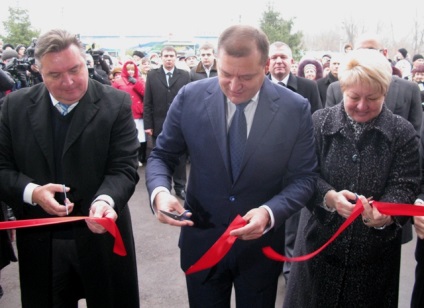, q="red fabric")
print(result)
[185,200,424,275]
[0,216,126,256]
[263,199,424,262]
[185,215,246,275]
